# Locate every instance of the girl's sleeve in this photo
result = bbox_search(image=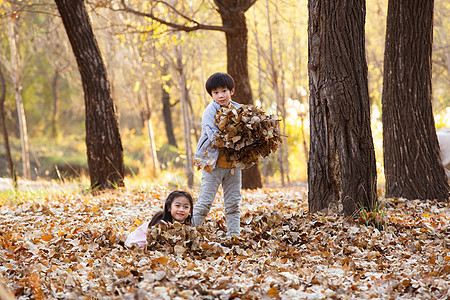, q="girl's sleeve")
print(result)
[124,221,150,248]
